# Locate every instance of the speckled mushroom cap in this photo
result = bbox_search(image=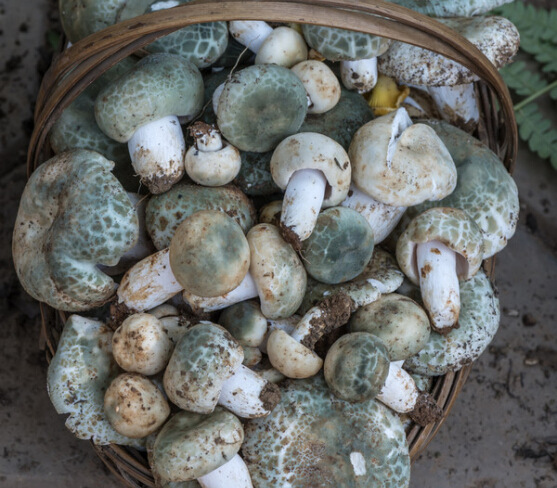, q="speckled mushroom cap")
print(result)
[169,210,250,297]
[152,408,244,483]
[216,64,308,152]
[324,332,391,402]
[146,183,255,250]
[301,207,375,284]
[95,53,204,143]
[47,315,144,447]
[145,0,228,68]
[378,16,520,86]
[301,25,391,61]
[404,120,519,259]
[299,248,405,314]
[163,322,243,413]
[247,223,307,319]
[218,300,268,347]
[59,0,152,42]
[349,293,431,361]
[271,132,352,207]
[243,374,410,487]
[348,108,456,207]
[12,149,138,311]
[404,269,499,375]
[396,207,484,285]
